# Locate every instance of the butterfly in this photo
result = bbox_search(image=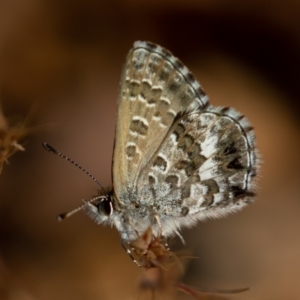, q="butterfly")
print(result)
[46,41,259,247]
